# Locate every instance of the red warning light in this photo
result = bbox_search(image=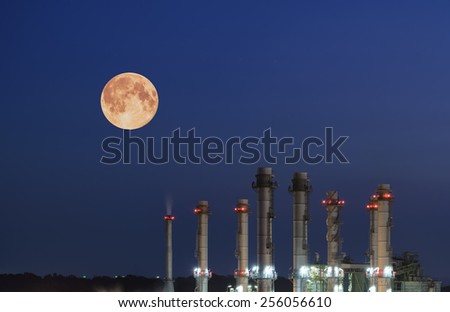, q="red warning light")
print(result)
[367,203,378,209]
[164,215,175,220]
[194,208,202,214]
[322,199,345,206]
